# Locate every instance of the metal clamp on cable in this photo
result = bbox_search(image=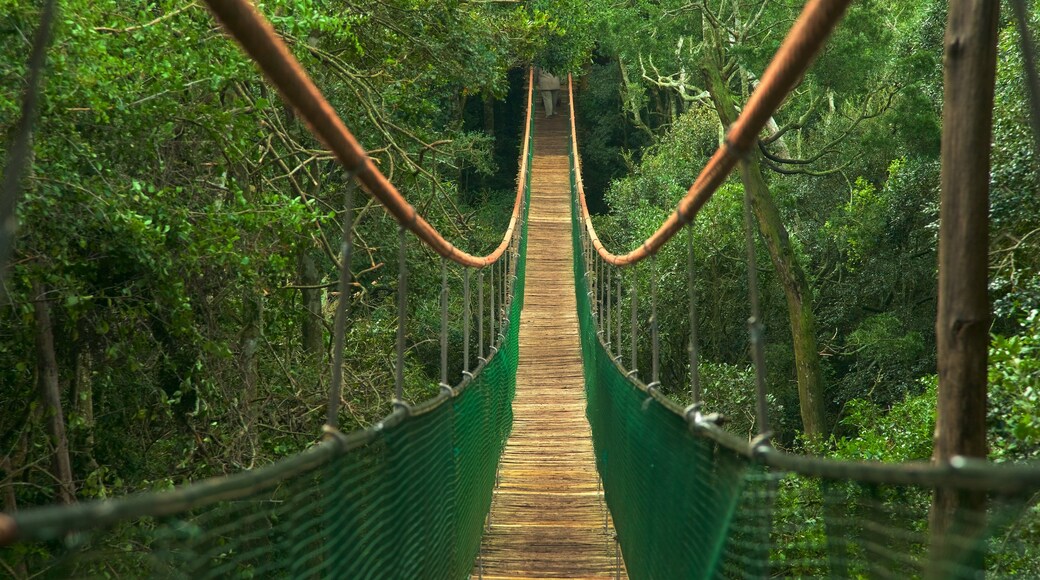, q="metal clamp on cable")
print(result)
[439,383,455,398]
[461,370,474,380]
[750,432,774,457]
[684,403,725,429]
[683,402,702,424]
[641,382,661,411]
[392,399,412,416]
[625,369,639,379]
[321,423,351,446]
